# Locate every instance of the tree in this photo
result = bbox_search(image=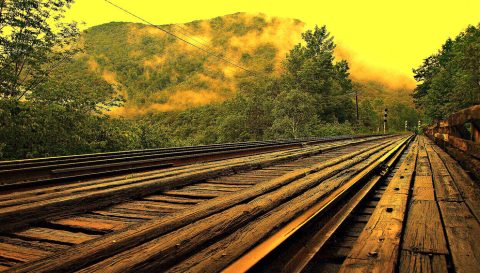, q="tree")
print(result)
[413,24,480,120]
[0,0,126,159]
[0,0,80,100]
[359,99,378,130]
[271,89,316,138]
[282,25,355,123]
